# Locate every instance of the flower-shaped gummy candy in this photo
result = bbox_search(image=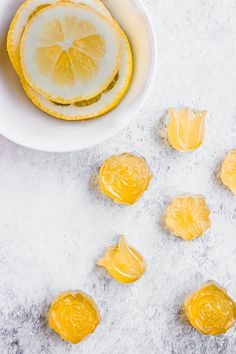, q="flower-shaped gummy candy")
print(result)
[220,150,236,195]
[99,153,152,205]
[97,236,146,284]
[184,283,236,335]
[168,108,207,152]
[163,195,211,241]
[48,290,100,344]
